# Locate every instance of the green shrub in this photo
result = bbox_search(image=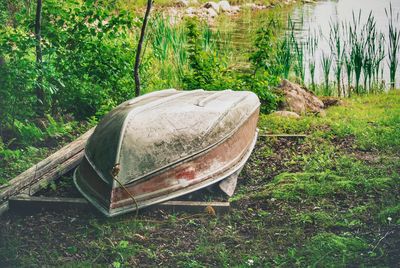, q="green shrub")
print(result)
[13,120,45,145]
[182,18,231,91]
